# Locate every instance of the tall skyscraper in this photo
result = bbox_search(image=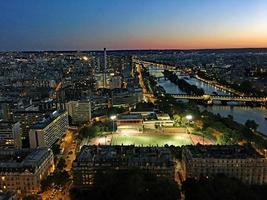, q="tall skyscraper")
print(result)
[103,48,107,88]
